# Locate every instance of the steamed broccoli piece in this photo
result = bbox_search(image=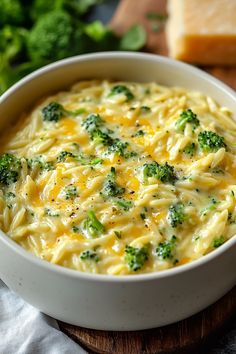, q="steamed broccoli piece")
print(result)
[156,235,177,260]
[175,109,200,132]
[41,101,85,122]
[168,203,186,228]
[0,0,24,27]
[143,162,176,184]
[63,185,78,200]
[108,85,134,101]
[213,236,224,248]
[183,142,196,157]
[82,113,104,132]
[28,156,54,171]
[125,245,149,271]
[80,249,99,262]
[91,129,113,146]
[83,210,105,238]
[0,153,21,186]
[107,139,129,157]
[102,167,125,198]
[198,131,226,152]
[114,199,133,211]
[57,151,76,162]
[27,11,74,62]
